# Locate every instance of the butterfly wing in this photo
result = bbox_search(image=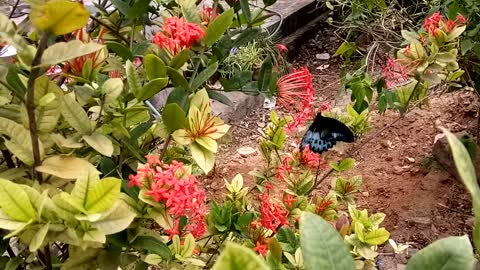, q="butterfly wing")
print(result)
[300,114,354,154]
